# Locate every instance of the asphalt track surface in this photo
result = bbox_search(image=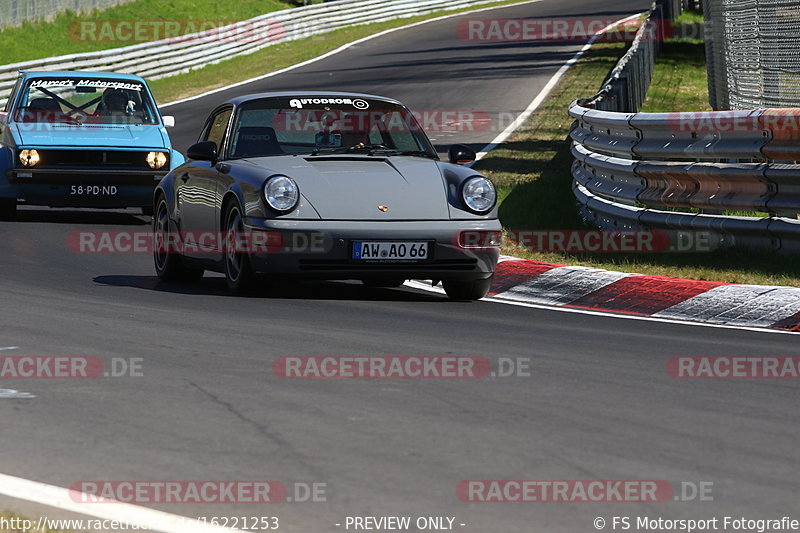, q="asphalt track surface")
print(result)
[1,1,799,532]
